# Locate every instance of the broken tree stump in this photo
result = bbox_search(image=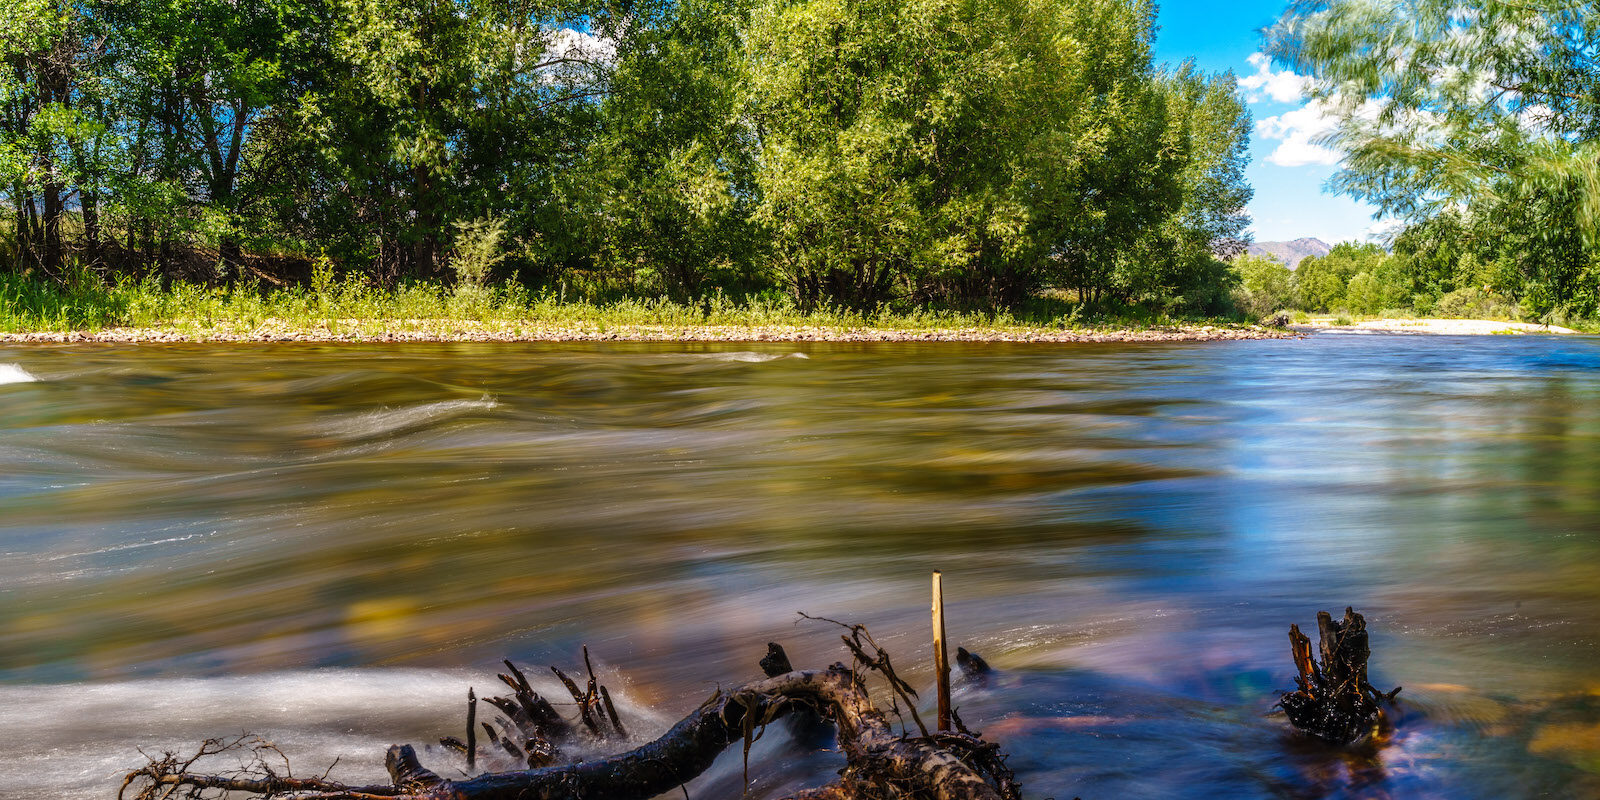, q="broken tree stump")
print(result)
[1278,607,1401,745]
